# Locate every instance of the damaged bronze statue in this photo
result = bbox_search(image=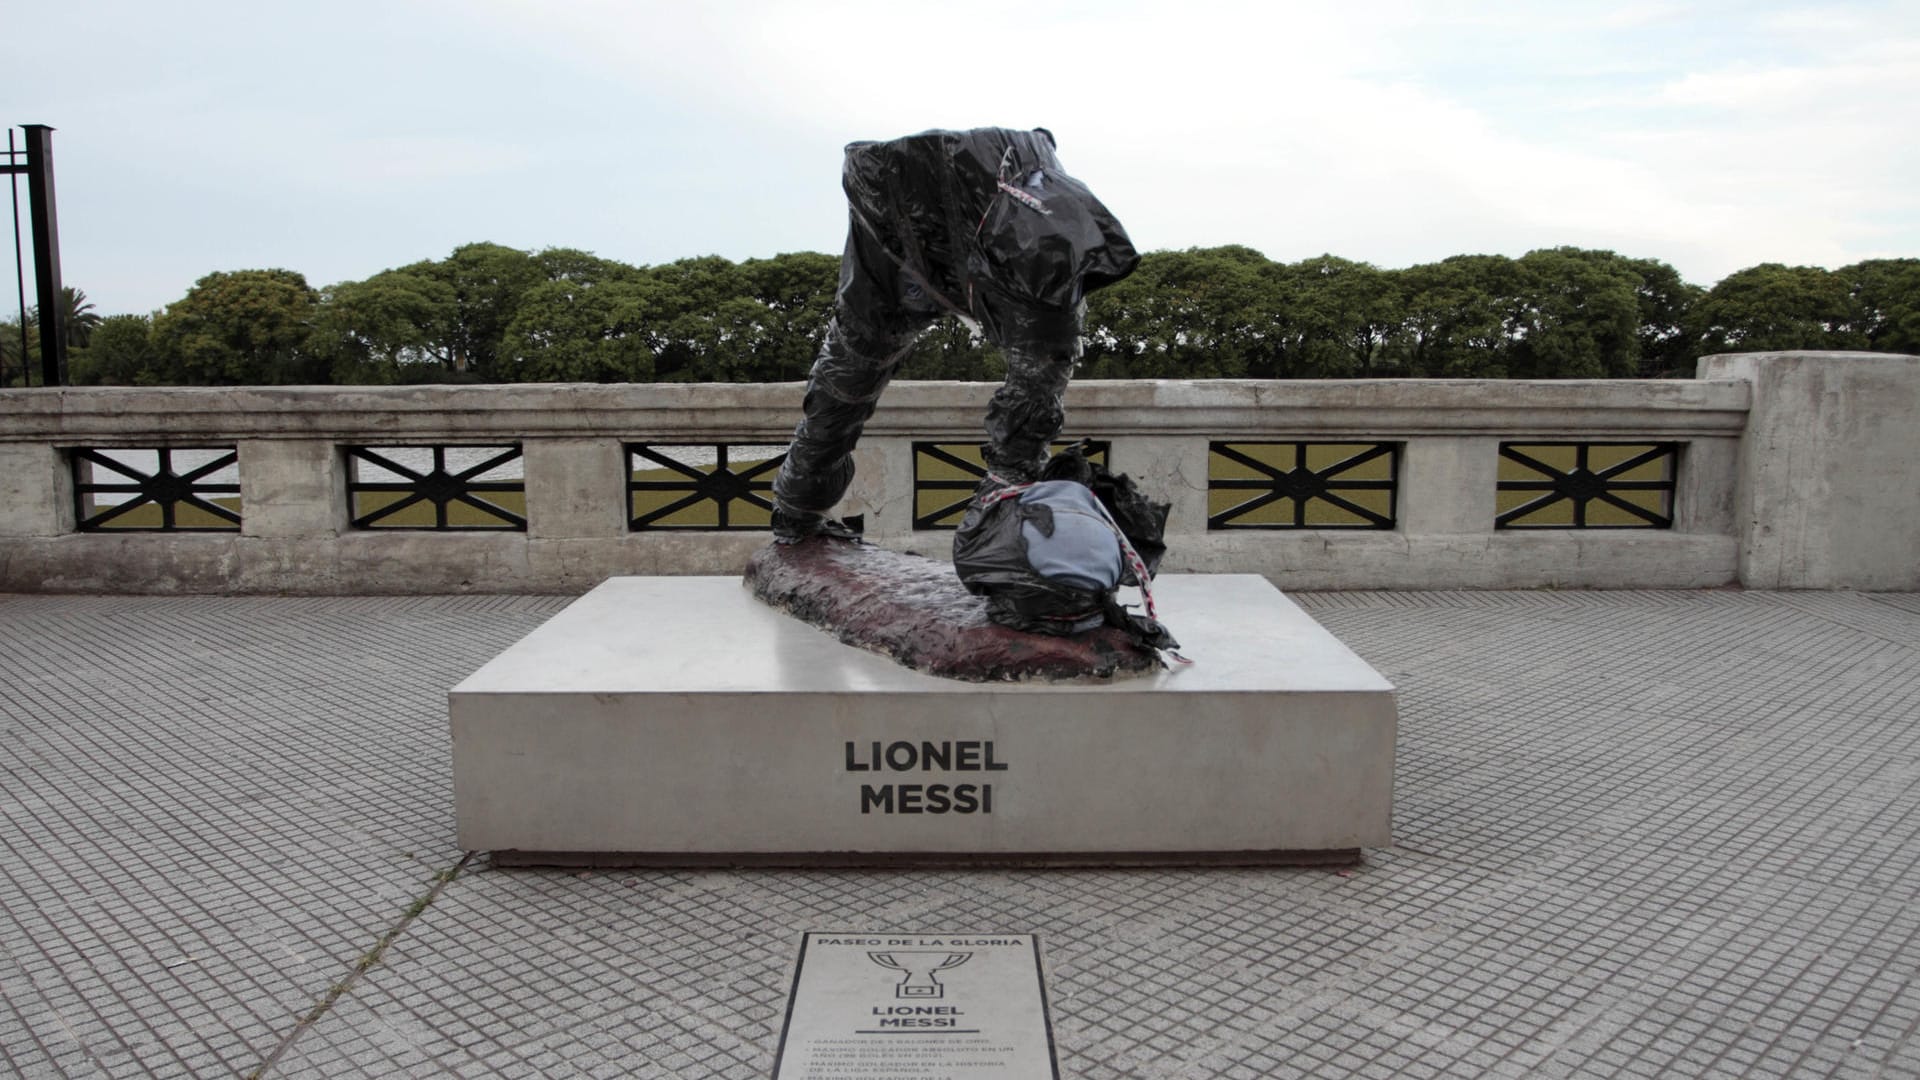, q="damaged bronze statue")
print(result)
[752,126,1180,679]
[769,126,1138,542]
